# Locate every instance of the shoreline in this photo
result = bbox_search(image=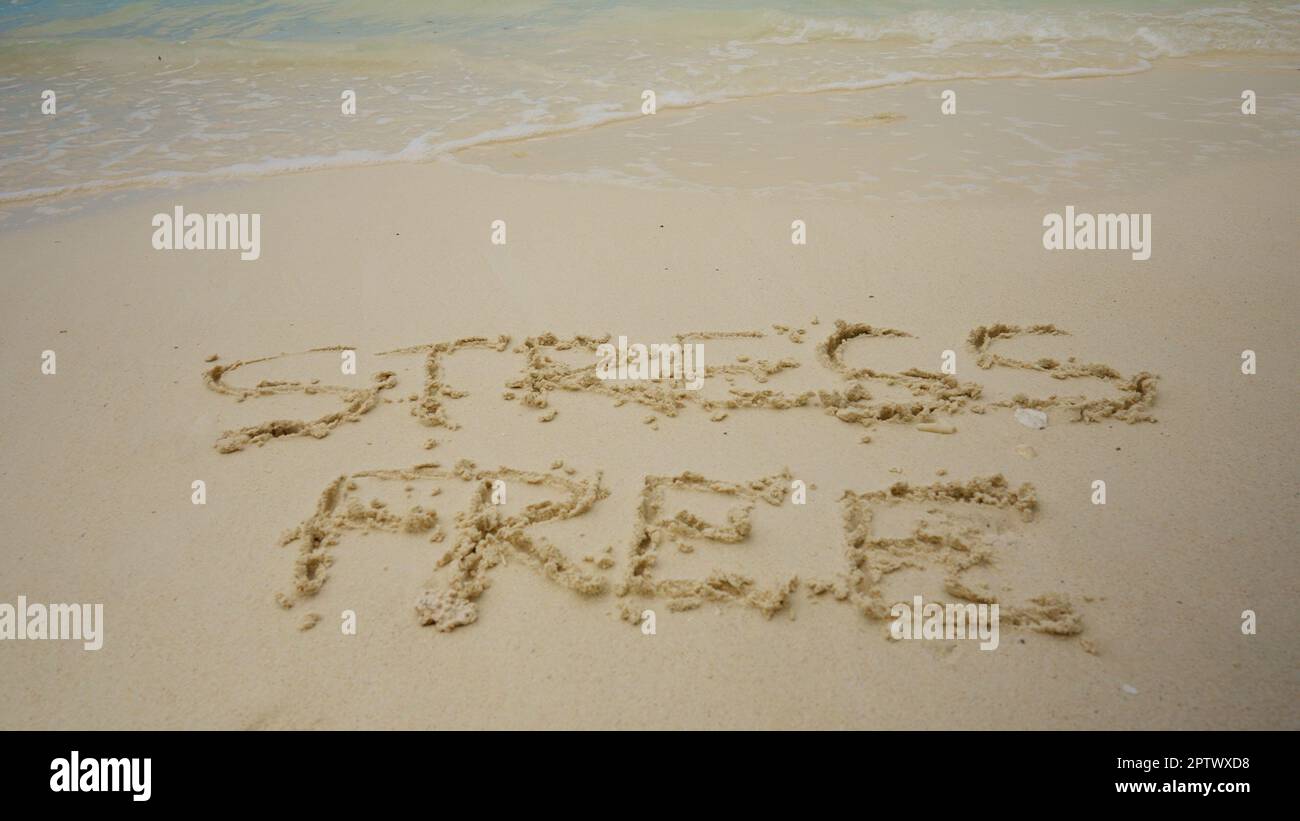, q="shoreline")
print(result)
[3,55,1296,220]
